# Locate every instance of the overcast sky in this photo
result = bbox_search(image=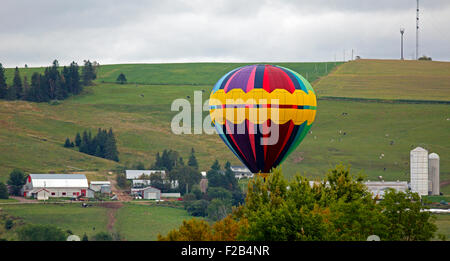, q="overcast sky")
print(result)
[1,0,449,67]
